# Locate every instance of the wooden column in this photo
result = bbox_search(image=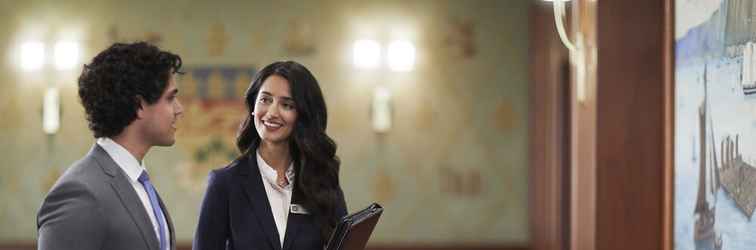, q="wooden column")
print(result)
[529,2,571,250]
[593,0,673,249]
